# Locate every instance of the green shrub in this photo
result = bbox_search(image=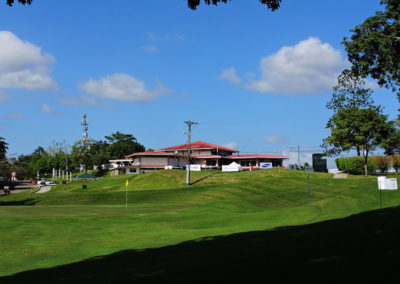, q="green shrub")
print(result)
[335,156,377,175]
[392,155,400,174]
[370,155,391,173]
